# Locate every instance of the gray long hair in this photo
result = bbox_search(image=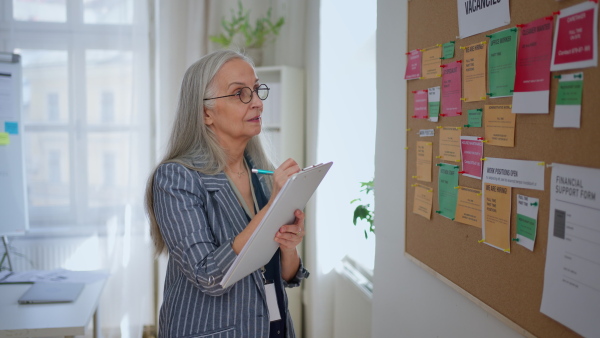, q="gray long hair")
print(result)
[145,50,275,256]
